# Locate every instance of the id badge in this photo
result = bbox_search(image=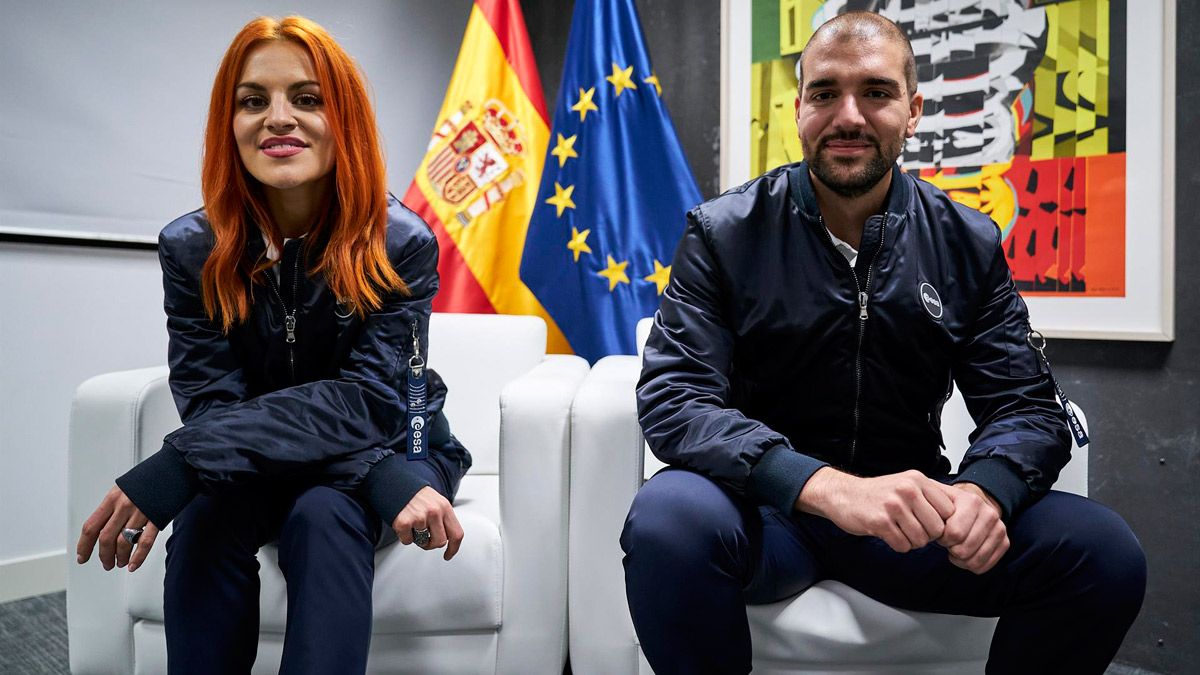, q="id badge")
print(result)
[406,321,429,461]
